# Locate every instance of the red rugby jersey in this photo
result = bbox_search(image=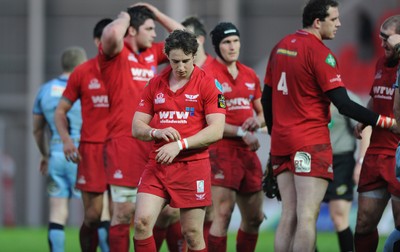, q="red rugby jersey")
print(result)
[98,42,167,139]
[367,56,400,155]
[137,66,226,162]
[264,30,344,155]
[204,59,261,126]
[62,56,109,143]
